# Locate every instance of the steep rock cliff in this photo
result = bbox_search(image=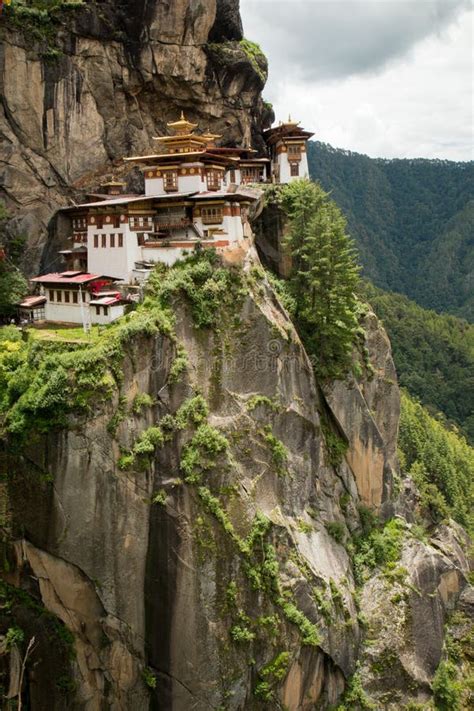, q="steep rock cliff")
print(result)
[1,248,471,709]
[0,0,271,273]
